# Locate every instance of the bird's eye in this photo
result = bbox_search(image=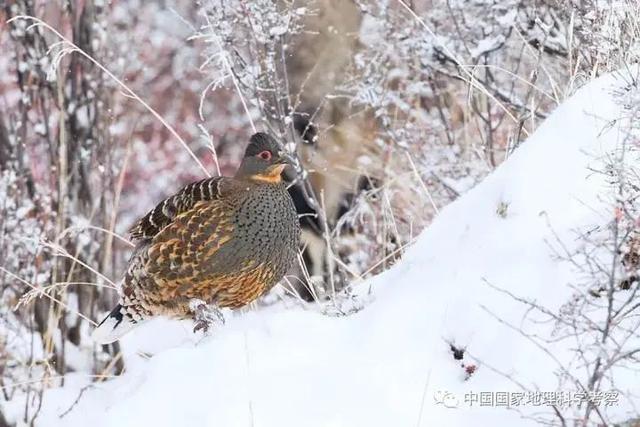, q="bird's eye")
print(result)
[258,150,272,161]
